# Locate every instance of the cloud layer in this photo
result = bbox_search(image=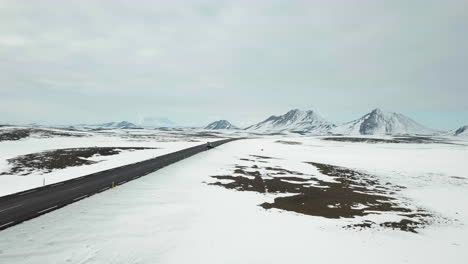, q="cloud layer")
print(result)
[1,0,467,128]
